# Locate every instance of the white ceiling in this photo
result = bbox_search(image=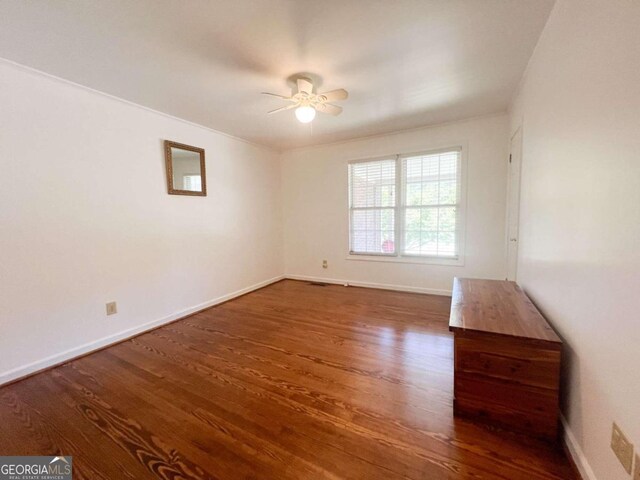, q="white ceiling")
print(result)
[0,0,554,150]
